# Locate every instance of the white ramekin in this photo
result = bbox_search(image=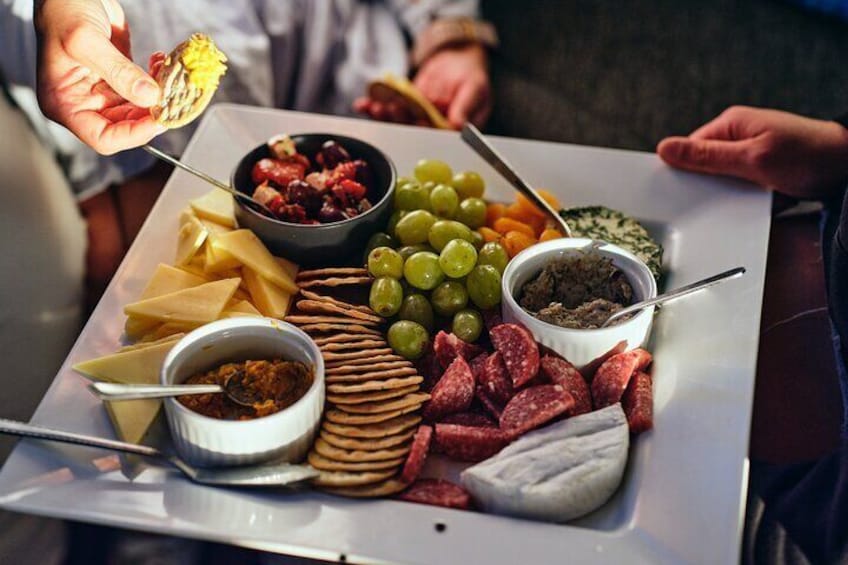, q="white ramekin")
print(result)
[501,238,657,369]
[160,317,324,467]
